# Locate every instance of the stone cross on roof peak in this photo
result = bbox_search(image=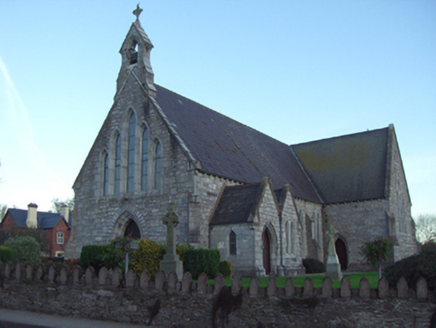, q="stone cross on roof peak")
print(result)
[133,4,143,21]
